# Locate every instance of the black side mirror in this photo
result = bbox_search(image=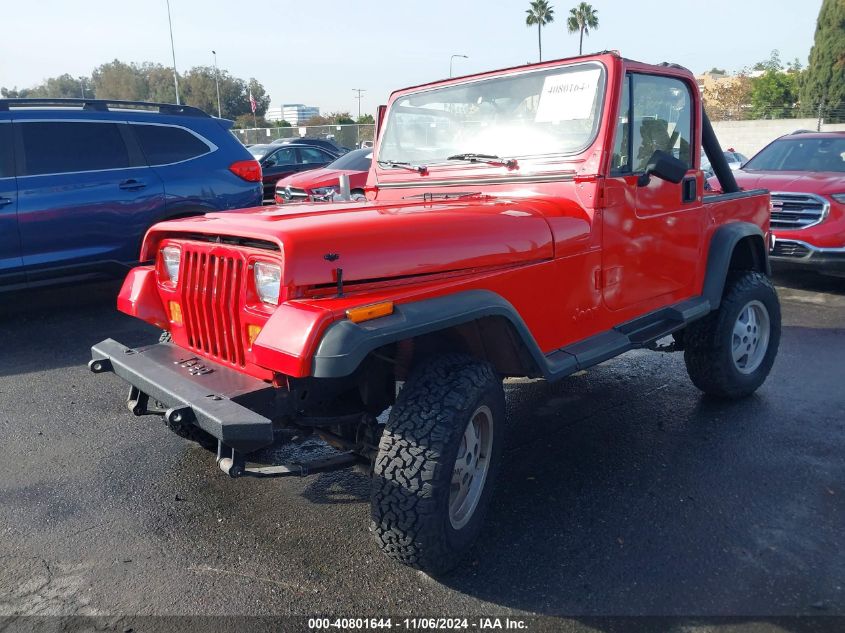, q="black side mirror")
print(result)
[637,150,688,186]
